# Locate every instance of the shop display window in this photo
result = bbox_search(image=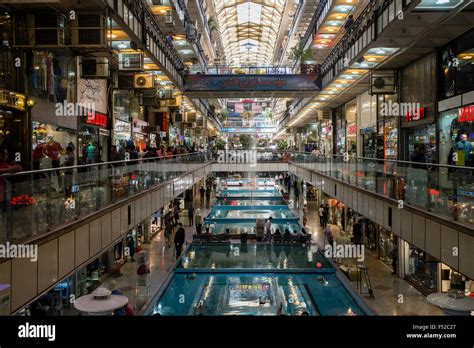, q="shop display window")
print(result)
[404,244,438,295]
[27,51,75,103]
[439,29,474,99]
[440,263,472,294]
[406,124,436,162]
[377,229,396,266]
[32,122,76,169]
